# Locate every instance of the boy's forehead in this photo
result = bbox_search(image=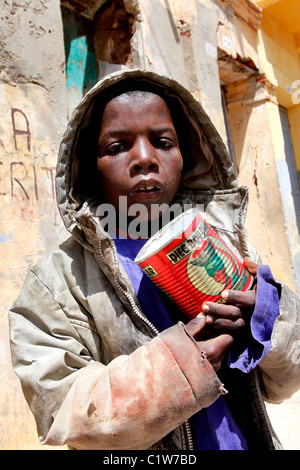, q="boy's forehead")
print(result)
[101,91,173,123]
[107,90,167,108]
